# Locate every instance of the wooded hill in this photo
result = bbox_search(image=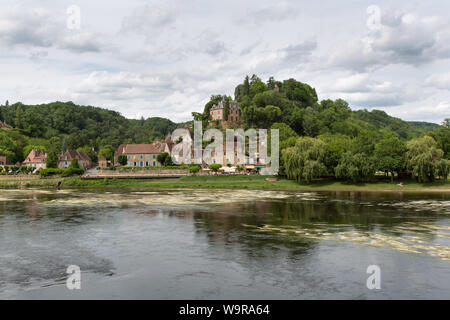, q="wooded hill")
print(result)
[0,75,447,166]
